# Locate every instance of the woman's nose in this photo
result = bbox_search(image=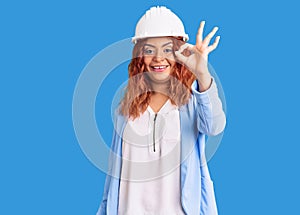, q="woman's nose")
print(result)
[153,50,165,61]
